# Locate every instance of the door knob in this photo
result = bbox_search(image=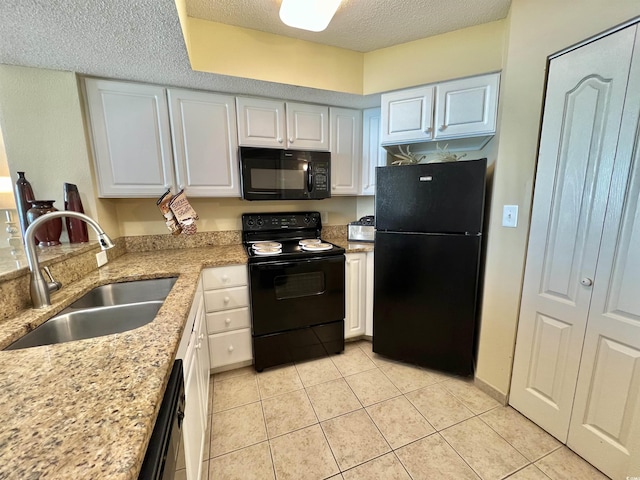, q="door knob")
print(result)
[580,277,593,287]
